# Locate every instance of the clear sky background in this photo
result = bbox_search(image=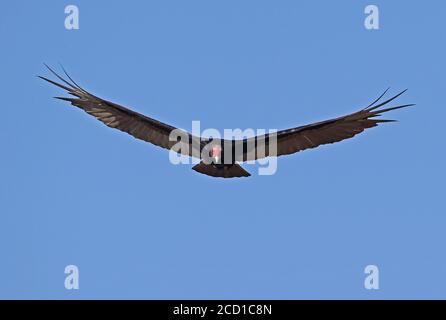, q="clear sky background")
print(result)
[1,1,445,299]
